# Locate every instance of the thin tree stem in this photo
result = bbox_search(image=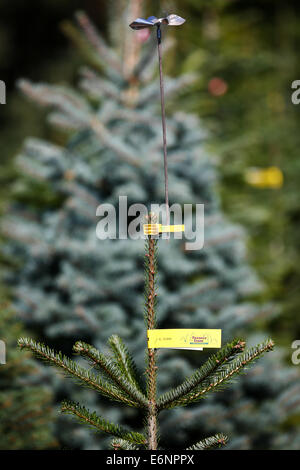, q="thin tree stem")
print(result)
[145,222,158,450]
[157,25,170,230]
